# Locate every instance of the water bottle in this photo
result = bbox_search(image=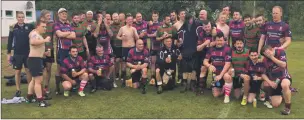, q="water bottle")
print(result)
[213,73,221,87]
[231,68,235,78]
[275,78,280,85]
[98,67,102,75]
